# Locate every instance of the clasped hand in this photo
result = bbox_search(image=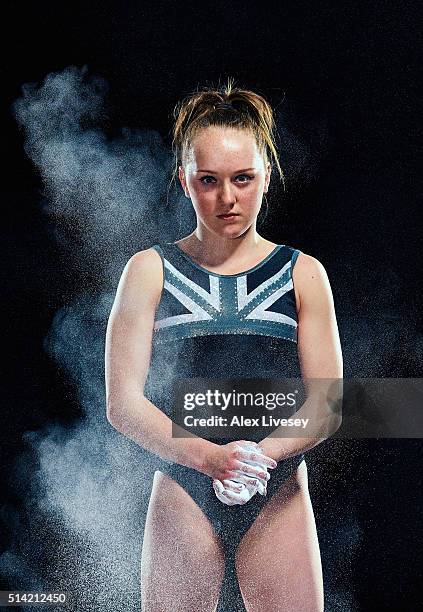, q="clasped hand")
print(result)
[212,441,277,506]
